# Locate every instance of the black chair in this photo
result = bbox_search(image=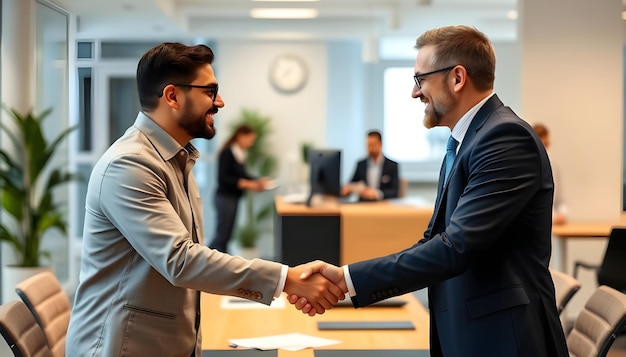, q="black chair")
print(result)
[573,227,626,293]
